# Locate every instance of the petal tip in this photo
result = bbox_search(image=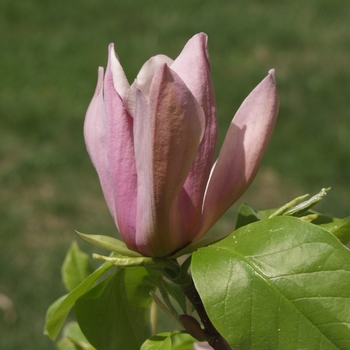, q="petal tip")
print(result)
[268,68,276,82]
[108,43,120,63]
[95,66,104,95]
[108,43,115,51]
